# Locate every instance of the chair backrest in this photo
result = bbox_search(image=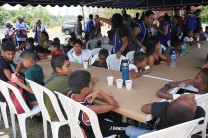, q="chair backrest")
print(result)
[55,92,103,138]
[126,51,135,64]
[26,79,66,123]
[86,39,98,50]
[100,36,110,45]
[0,80,31,114]
[91,54,99,65]
[106,54,126,71]
[101,44,113,53]
[67,48,74,56]
[82,49,92,60]
[138,117,204,138]
[13,50,22,65]
[91,48,102,57]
